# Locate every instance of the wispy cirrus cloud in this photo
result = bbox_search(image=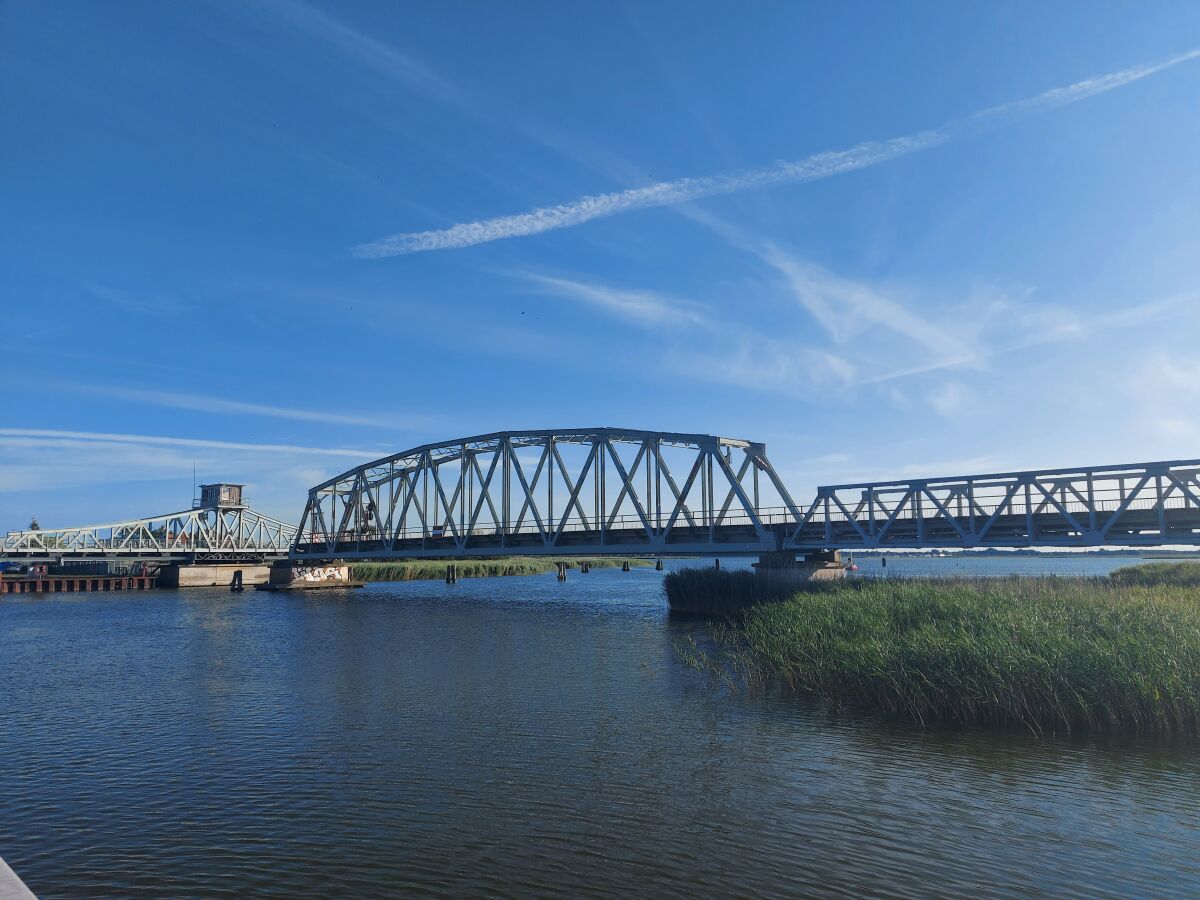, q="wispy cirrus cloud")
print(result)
[355,48,1200,257]
[860,290,1198,384]
[256,0,636,187]
[522,272,713,327]
[88,284,188,317]
[522,271,859,395]
[0,429,381,526]
[55,384,432,430]
[0,428,383,458]
[258,0,462,103]
[756,243,977,360]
